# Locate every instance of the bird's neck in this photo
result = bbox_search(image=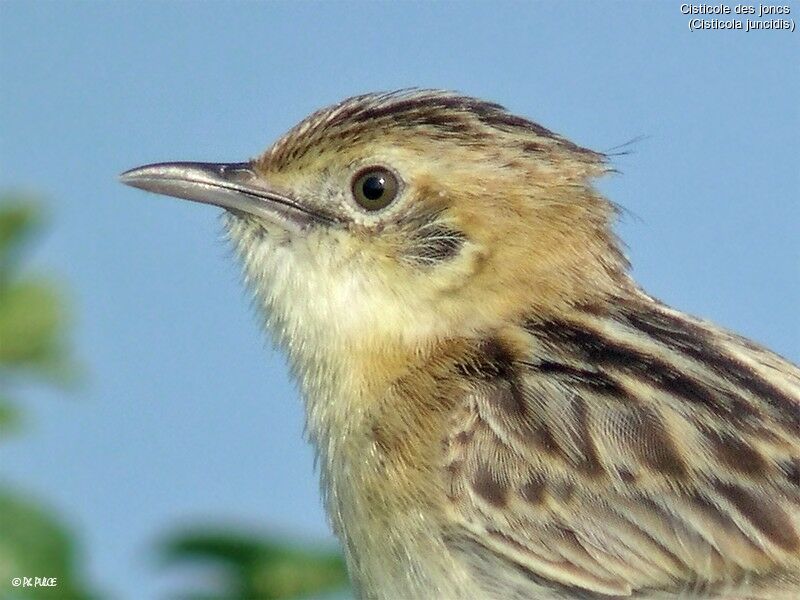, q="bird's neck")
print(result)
[283,322,480,597]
